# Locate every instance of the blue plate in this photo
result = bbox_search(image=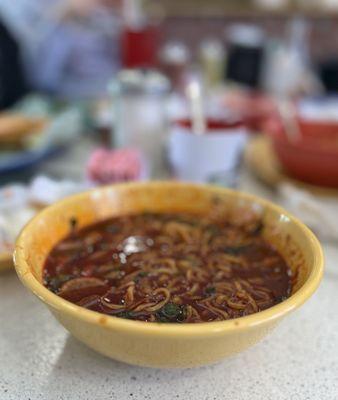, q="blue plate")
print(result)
[0,146,64,175]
